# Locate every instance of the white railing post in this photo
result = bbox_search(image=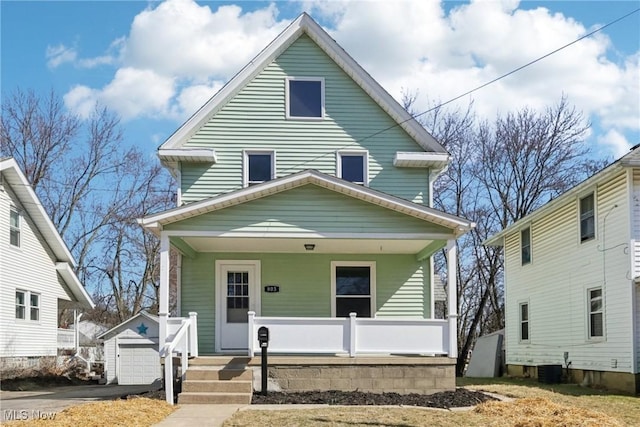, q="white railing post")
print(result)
[248,311,255,357]
[159,233,170,350]
[446,240,458,358]
[164,347,173,405]
[180,334,188,383]
[349,312,357,357]
[189,312,198,357]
